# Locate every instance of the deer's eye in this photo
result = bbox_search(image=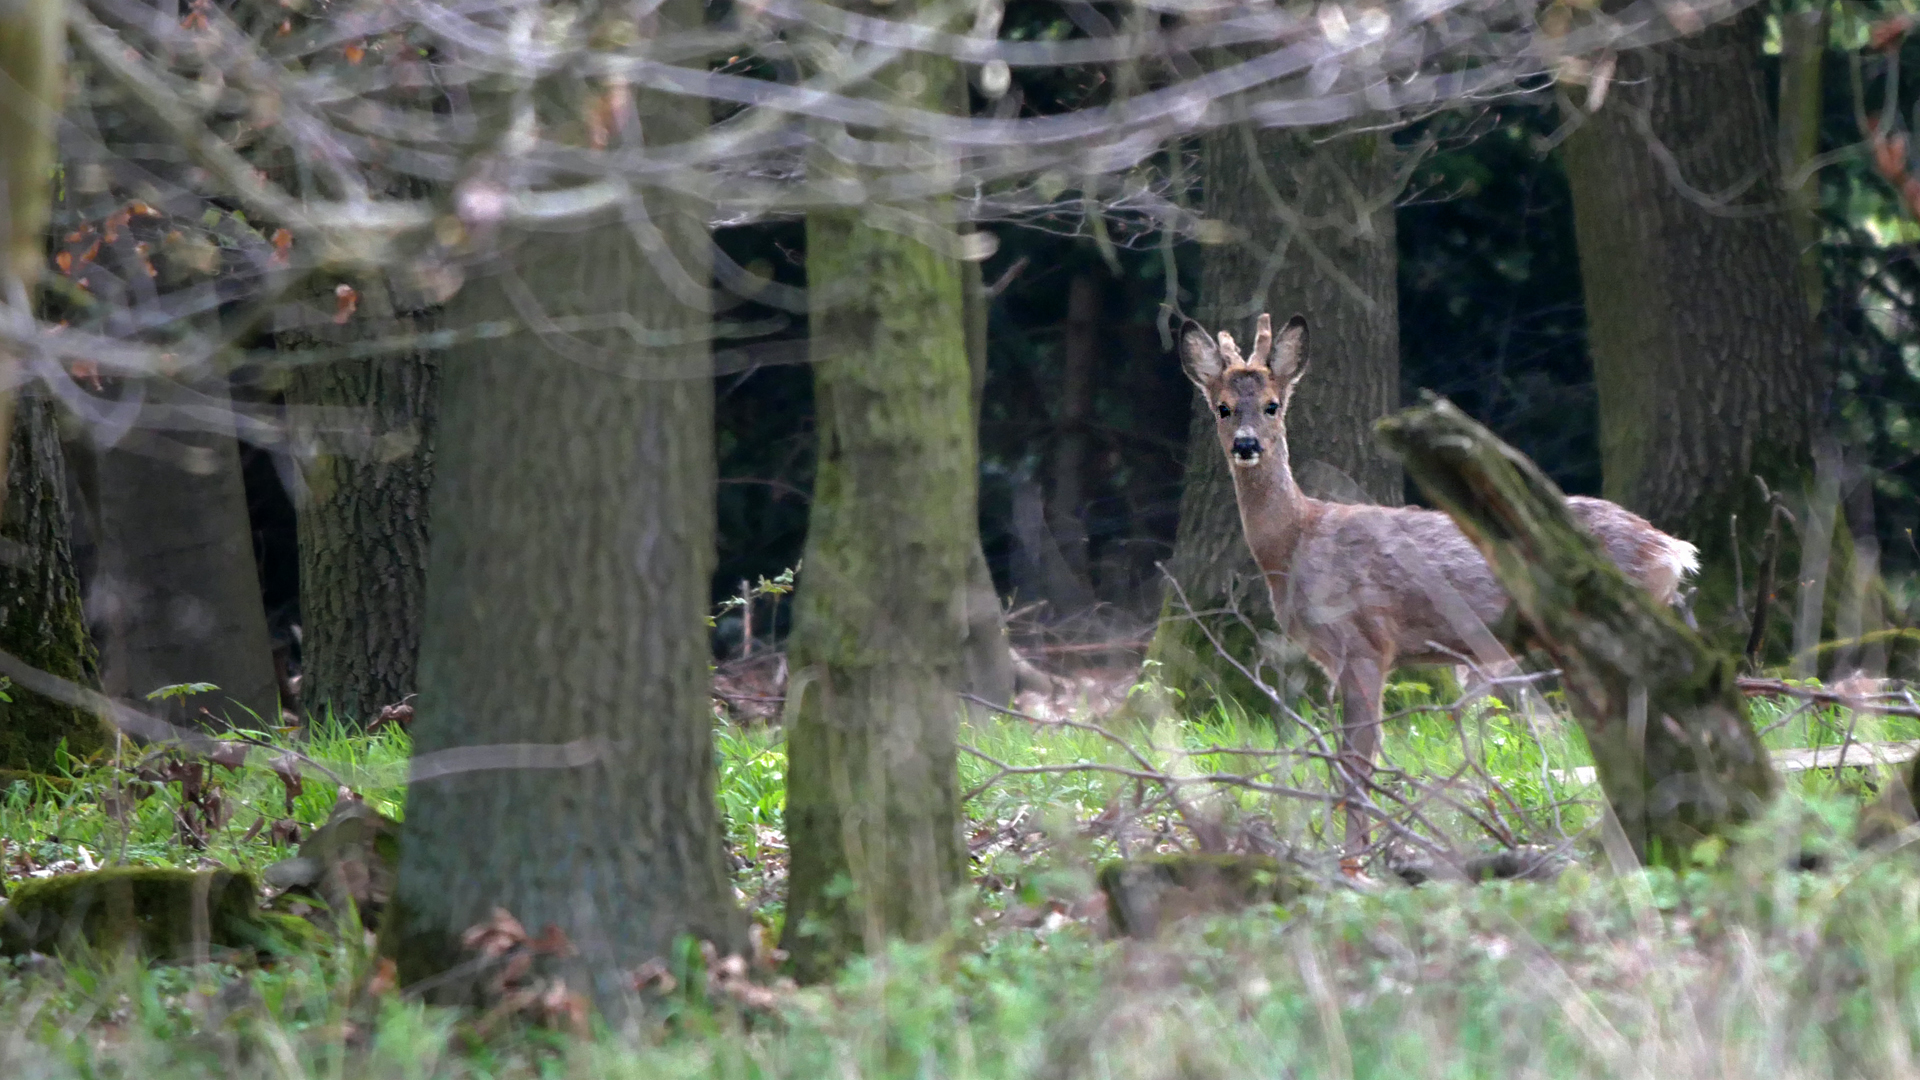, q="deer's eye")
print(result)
[1264,401,1280,416]
[1216,402,1232,419]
